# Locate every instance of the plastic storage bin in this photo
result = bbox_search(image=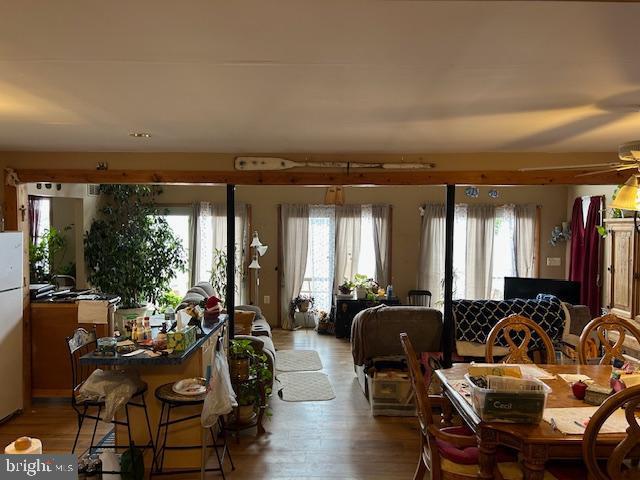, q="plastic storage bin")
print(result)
[464,374,551,424]
[367,370,416,417]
